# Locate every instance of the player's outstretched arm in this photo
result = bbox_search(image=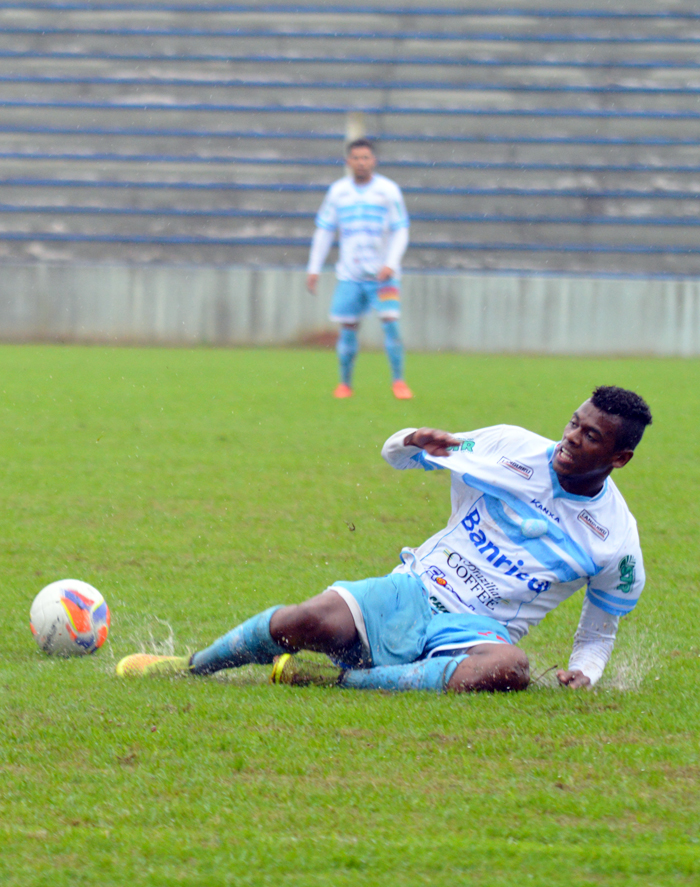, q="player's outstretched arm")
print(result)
[403,428,463,457]
[382,427,463,469]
